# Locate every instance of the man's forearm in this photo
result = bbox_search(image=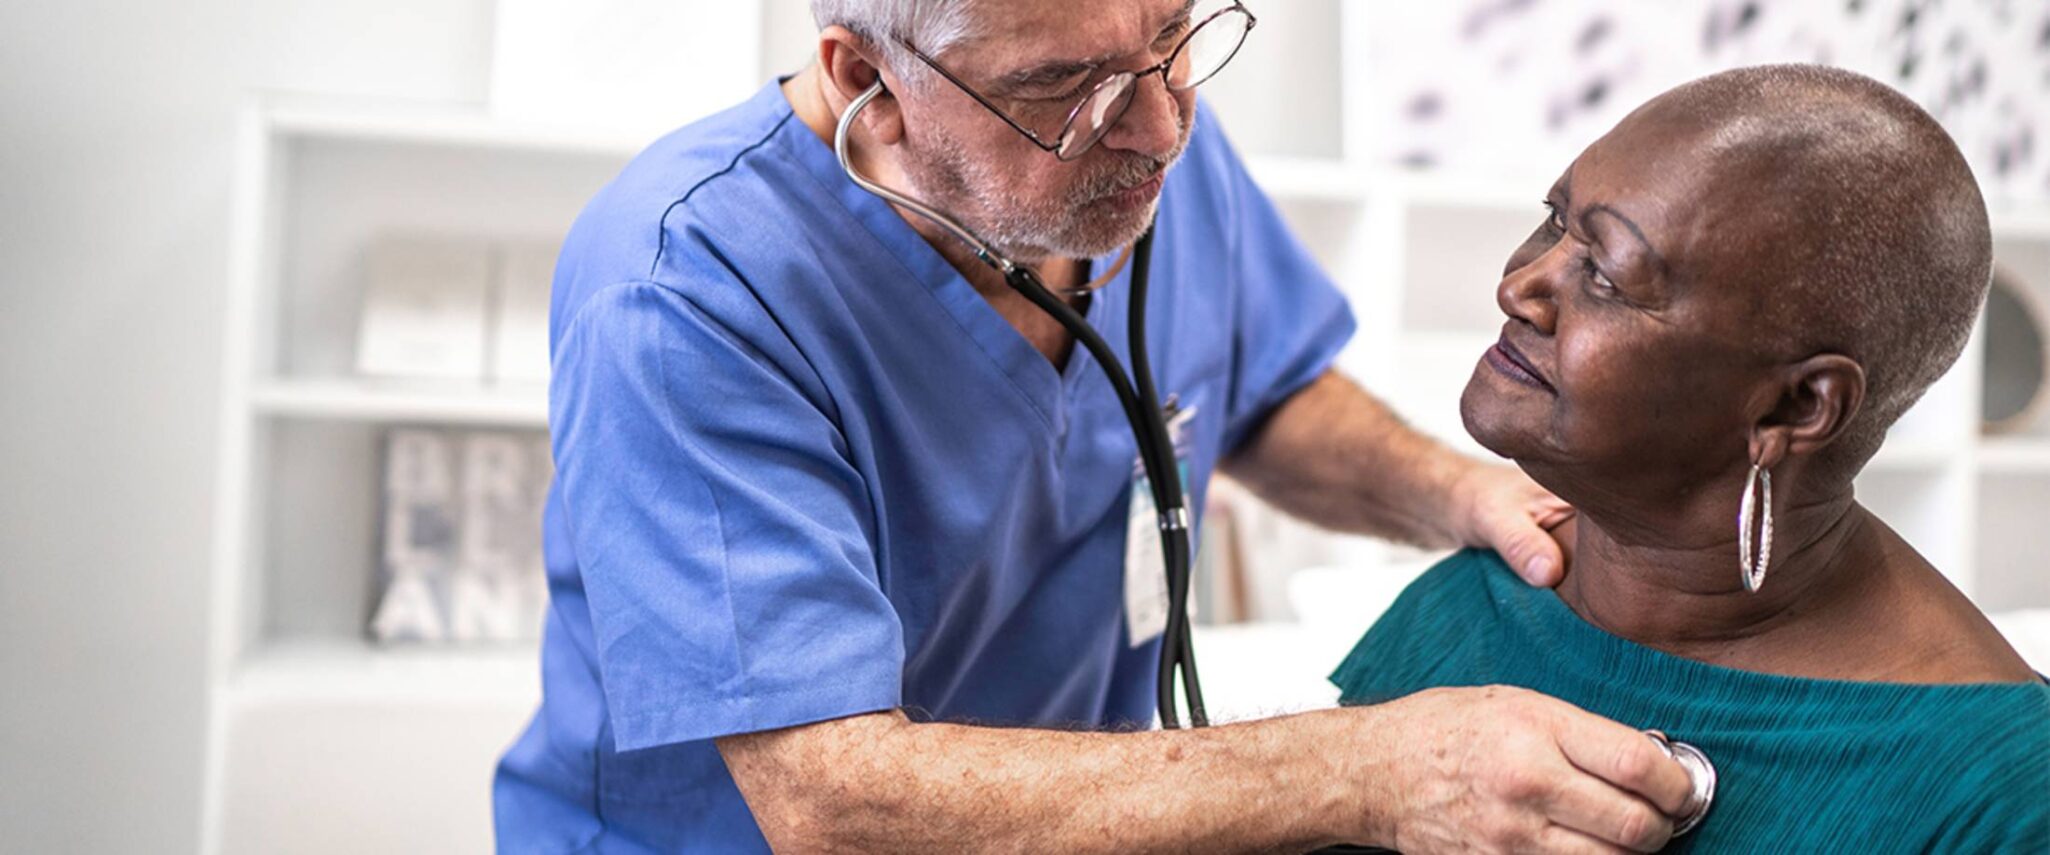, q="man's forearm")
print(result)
[1222,370,1468,545]
[719,708,1378,853]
